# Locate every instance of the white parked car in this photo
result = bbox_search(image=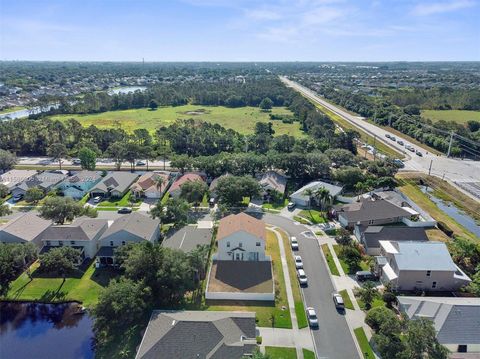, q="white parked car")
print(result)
[297,269,308,286]
[294,255,303,269]
[93,196,102,204]
[306,307,318,327]
[291,236,299,251]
